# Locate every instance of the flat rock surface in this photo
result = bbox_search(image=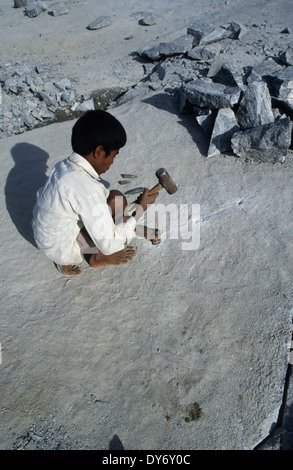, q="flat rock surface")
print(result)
[1,0,293,451]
